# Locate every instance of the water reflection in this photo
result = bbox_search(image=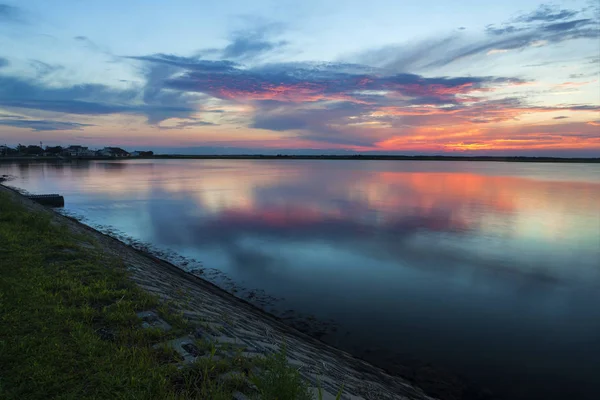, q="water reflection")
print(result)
[2,159,600,400]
